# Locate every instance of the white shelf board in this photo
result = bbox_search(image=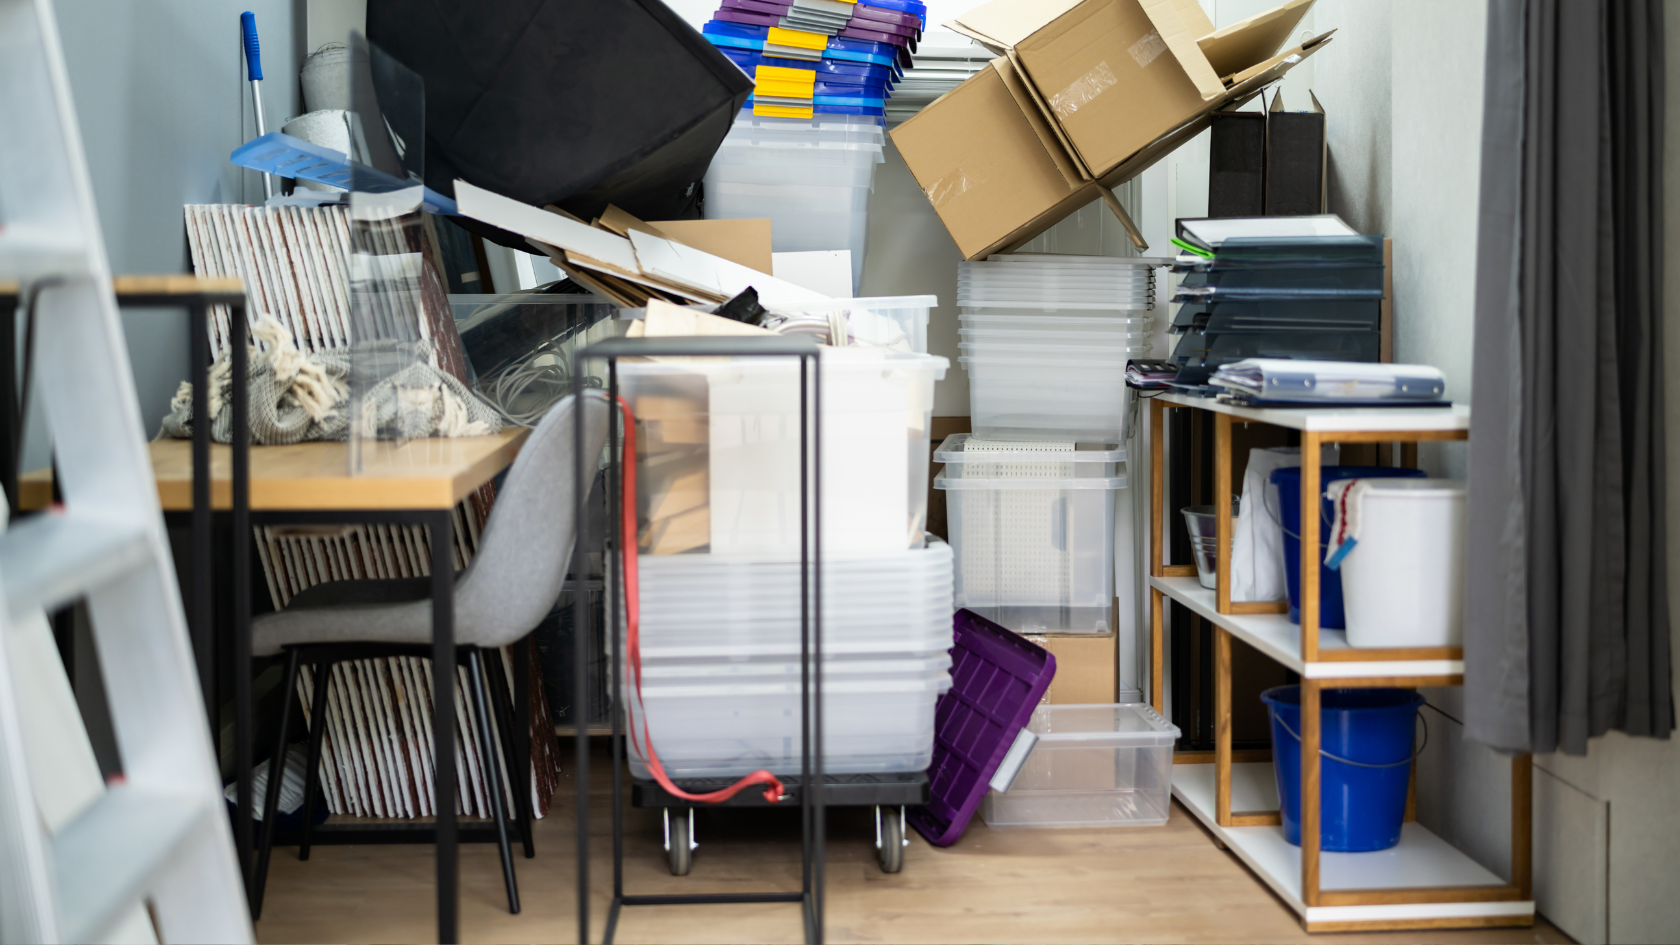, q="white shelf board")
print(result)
[1159,392,1470,434]
[1150,575,1464,679]
[1173,762,1532,927]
